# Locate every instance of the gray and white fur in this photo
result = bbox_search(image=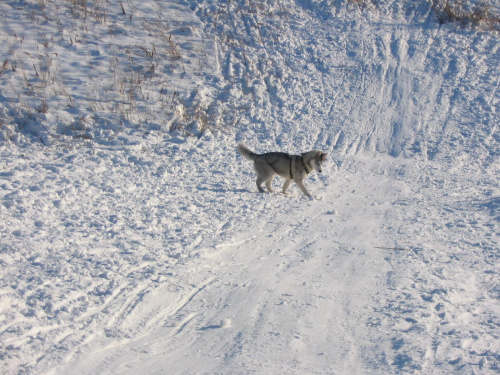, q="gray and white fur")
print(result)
[237,143,327,198]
